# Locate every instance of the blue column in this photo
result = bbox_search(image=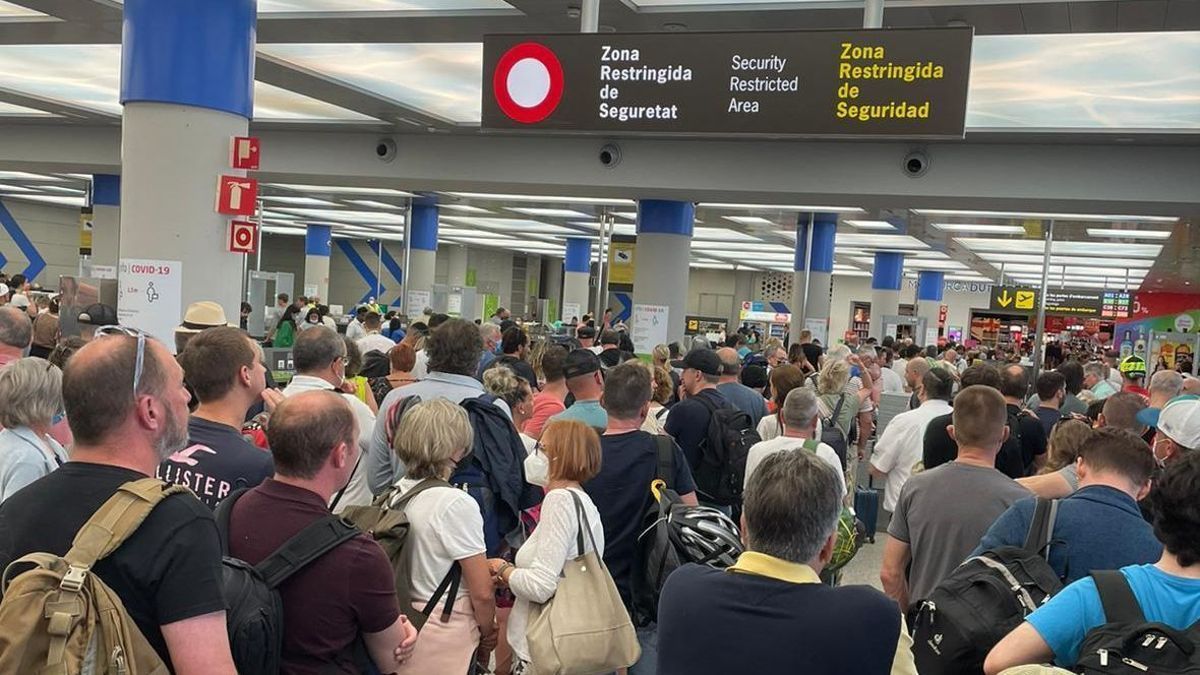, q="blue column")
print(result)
[405,202,438,316]
[117,0,256,349]
[917,270,945,302]
[791,212,838,345]
[634,200,694,346]
[869,251,905,340]
[564,238,592,274]
[304,224,332,303]
[89,174,121,268]
[562,237,592,322]
[410,203,439,252]
[305,224,332,257]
